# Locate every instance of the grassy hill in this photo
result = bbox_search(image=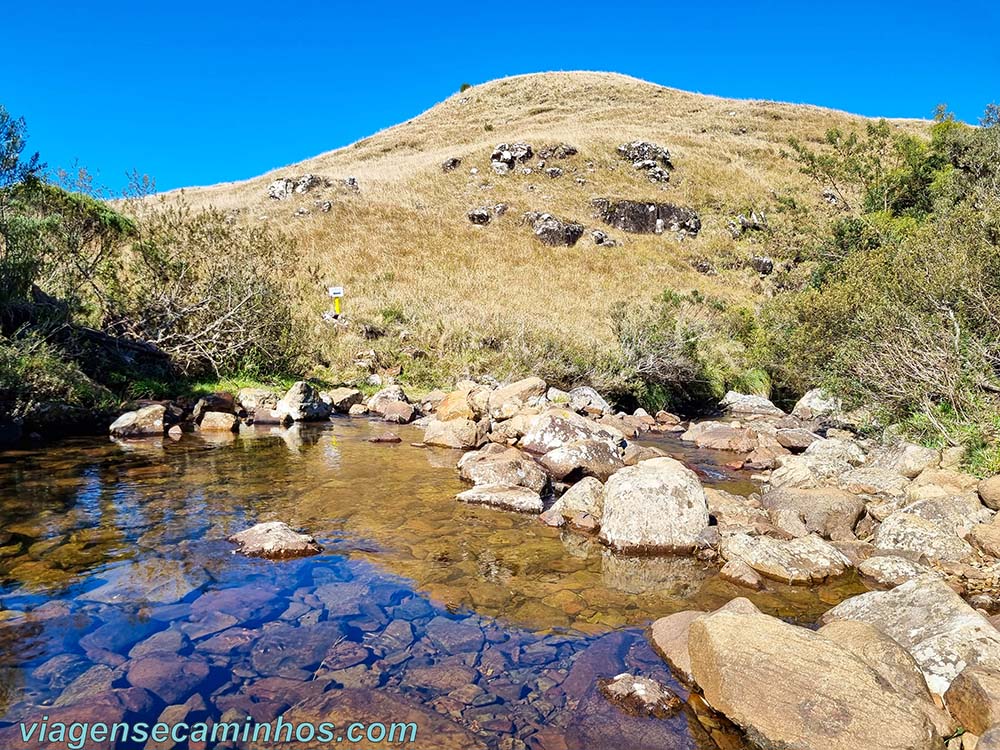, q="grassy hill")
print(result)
[172,72,931,398]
